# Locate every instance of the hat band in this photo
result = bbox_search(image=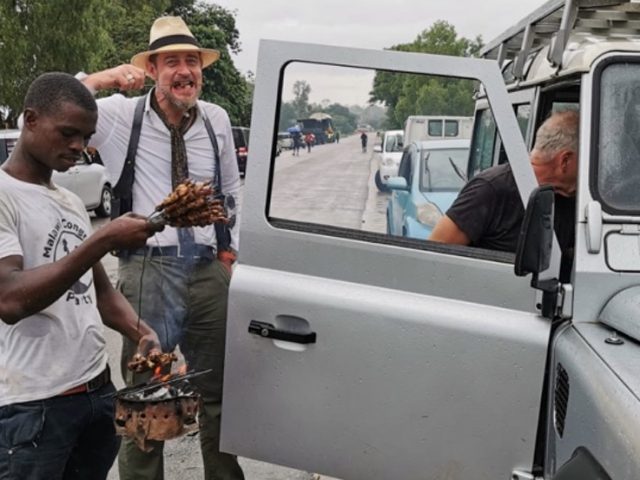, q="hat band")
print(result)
[149,34,200,51]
